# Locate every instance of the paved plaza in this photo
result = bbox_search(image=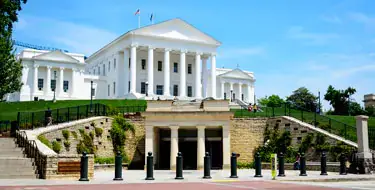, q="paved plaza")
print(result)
[0,169,374,189]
